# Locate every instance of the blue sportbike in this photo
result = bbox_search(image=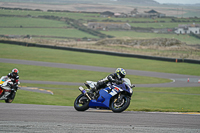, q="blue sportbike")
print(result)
[74,78,135,113]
